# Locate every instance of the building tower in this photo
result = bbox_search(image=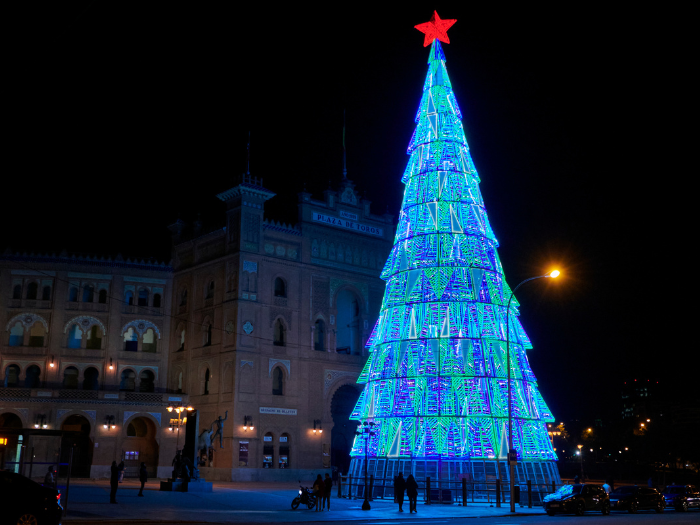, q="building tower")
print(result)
[348,13,560,492]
